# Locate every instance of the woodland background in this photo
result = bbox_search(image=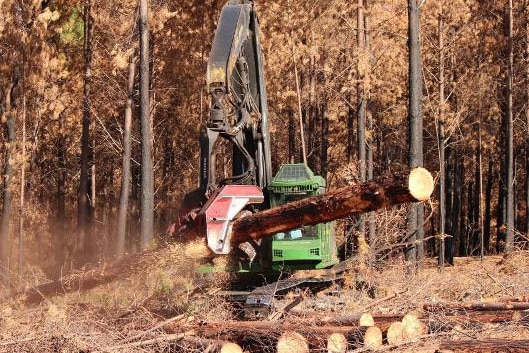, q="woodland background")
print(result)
[0,0,528,283]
